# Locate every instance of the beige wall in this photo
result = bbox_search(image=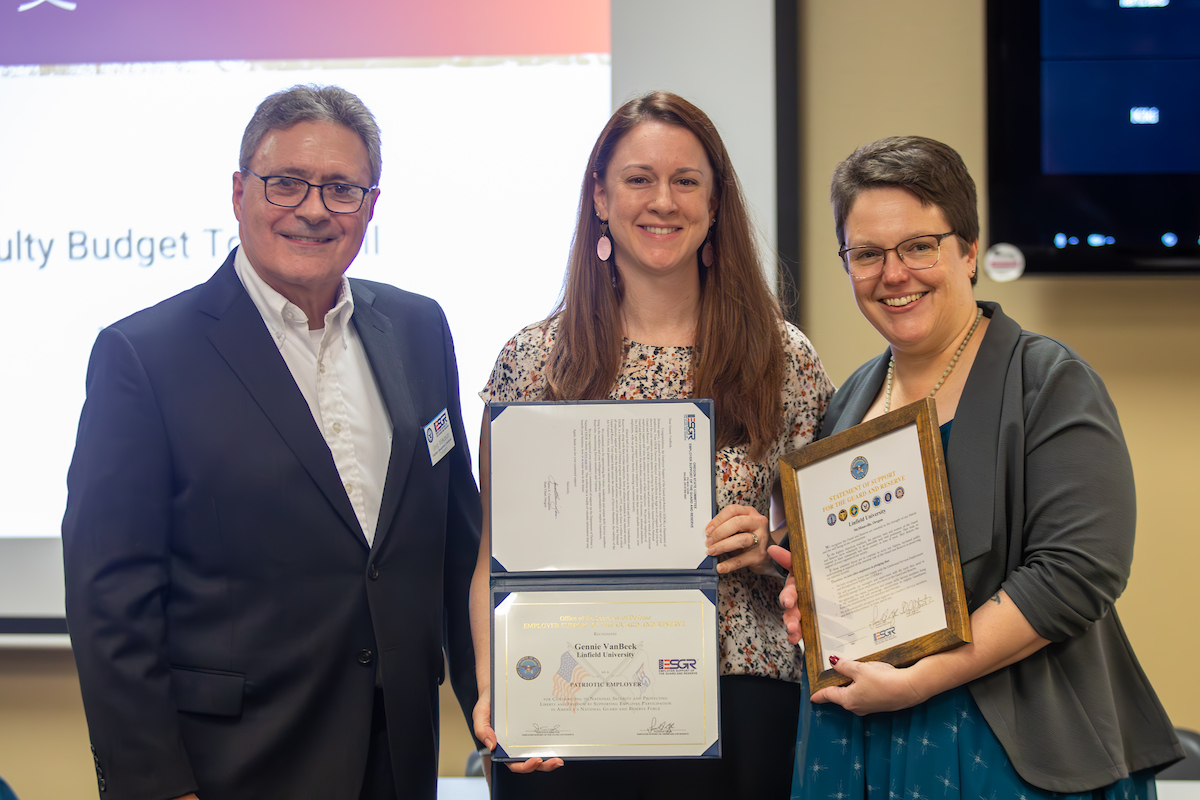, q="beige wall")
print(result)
[800,0,1199,732]
[3,4,1197,797]
[0,650,93,799]
[0,649,476,798]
